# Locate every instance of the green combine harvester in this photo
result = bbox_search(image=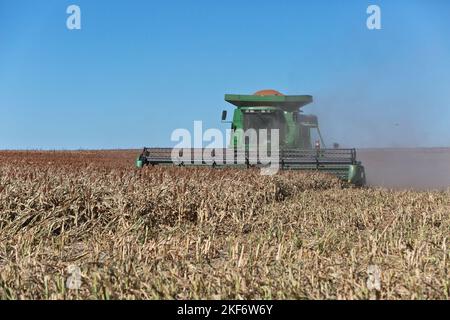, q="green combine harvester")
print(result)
[137,90,366,186]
